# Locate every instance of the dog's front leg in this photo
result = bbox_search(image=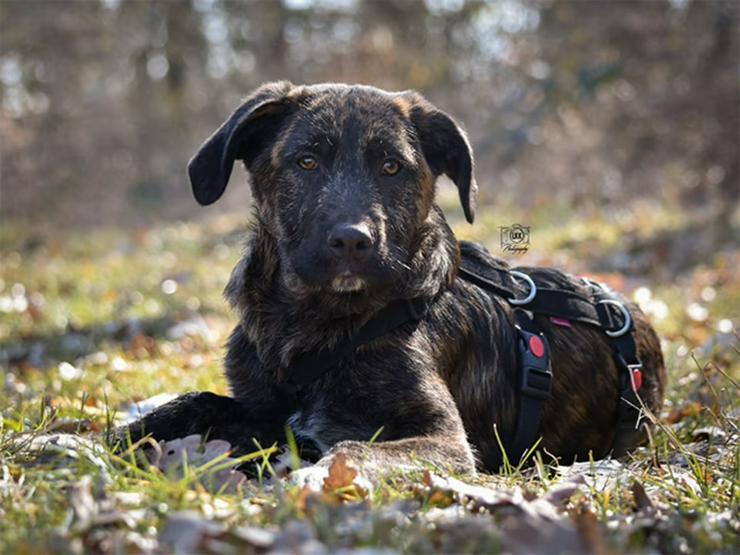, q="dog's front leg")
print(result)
[111,391,285,454]
[291,434,475,494]
[291,375,476,492]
